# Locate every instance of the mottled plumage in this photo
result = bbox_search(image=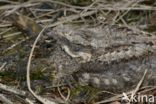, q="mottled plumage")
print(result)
[47,24,156,92]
